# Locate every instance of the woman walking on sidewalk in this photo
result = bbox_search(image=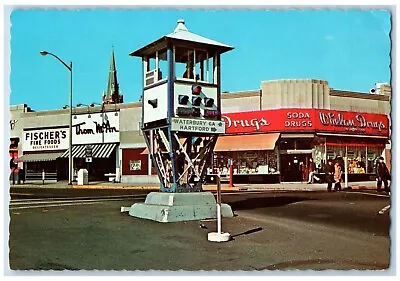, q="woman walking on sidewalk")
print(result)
[334,160,342,191]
